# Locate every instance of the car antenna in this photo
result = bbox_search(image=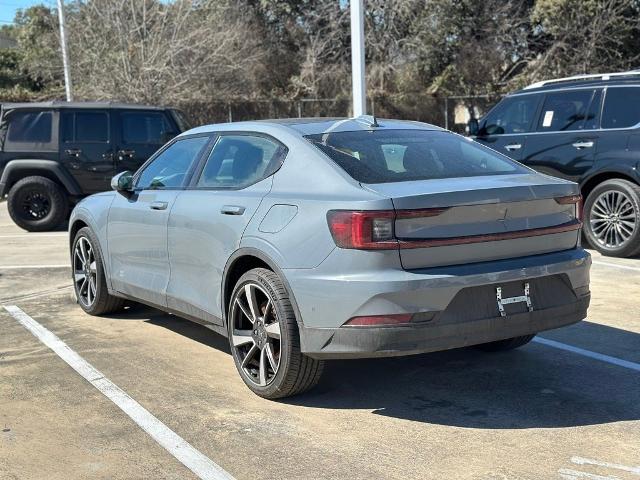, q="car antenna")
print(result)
[355,114,380,128]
